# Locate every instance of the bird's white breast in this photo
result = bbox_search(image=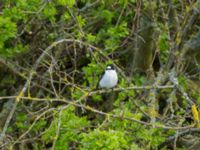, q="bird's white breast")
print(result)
[99,70,118,88]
